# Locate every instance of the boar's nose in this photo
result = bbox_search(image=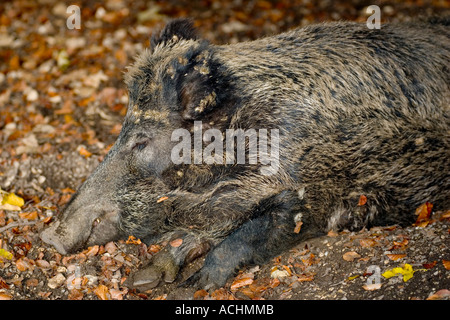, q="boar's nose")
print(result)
[40,221,69,255]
